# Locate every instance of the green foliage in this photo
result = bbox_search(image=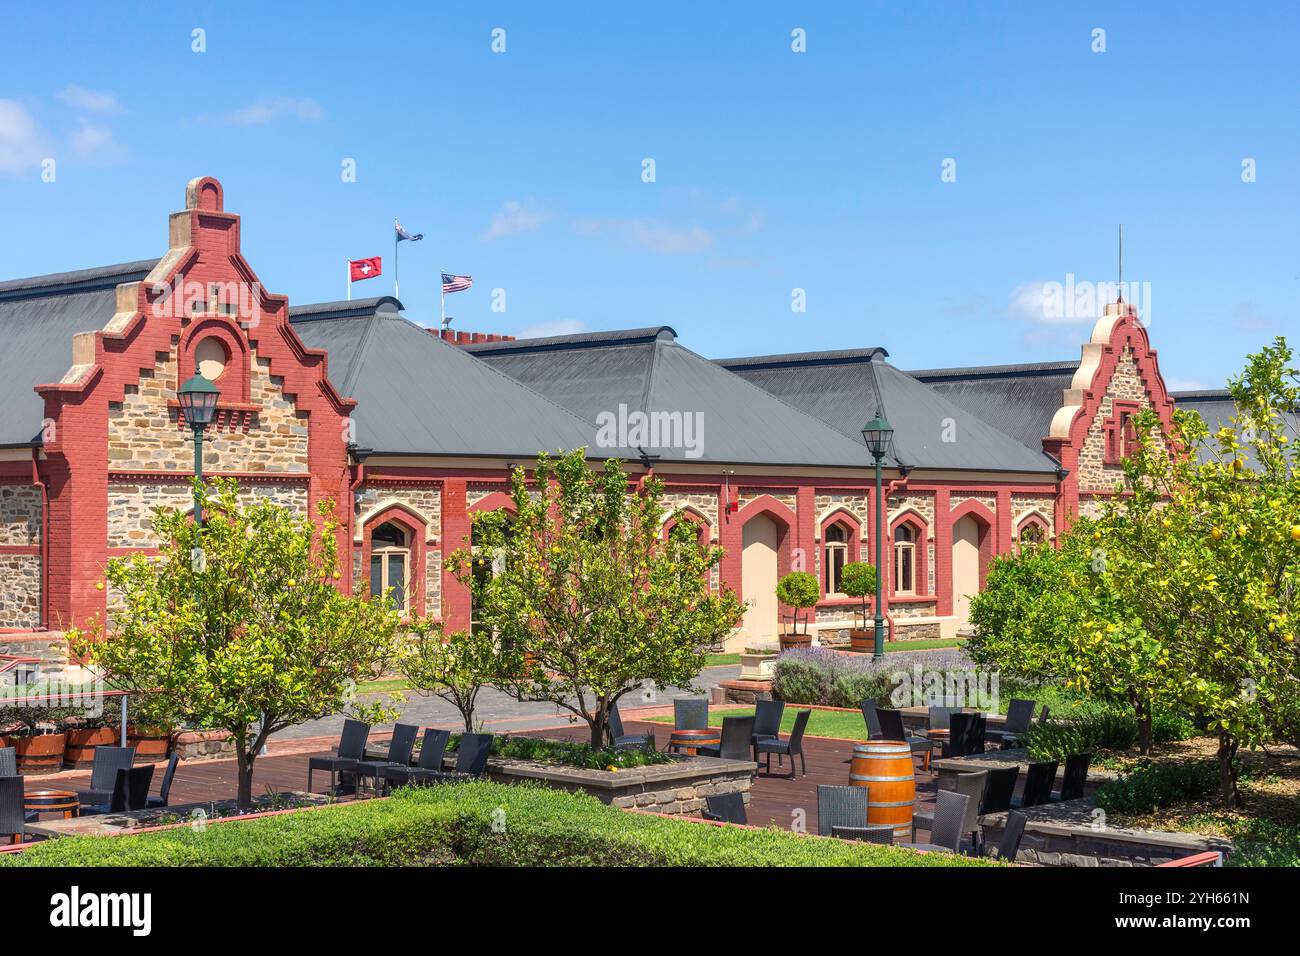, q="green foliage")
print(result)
[839,562,876,623]
[478,734,671,770]
[1023,709,1138,761]
[400,624,498,732]
[0,782,997,868]
[448,450,743,748]
[66,478,405,807]
[776,571,820,634]
[1095,759,1220,816]
[771,648,897,708]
